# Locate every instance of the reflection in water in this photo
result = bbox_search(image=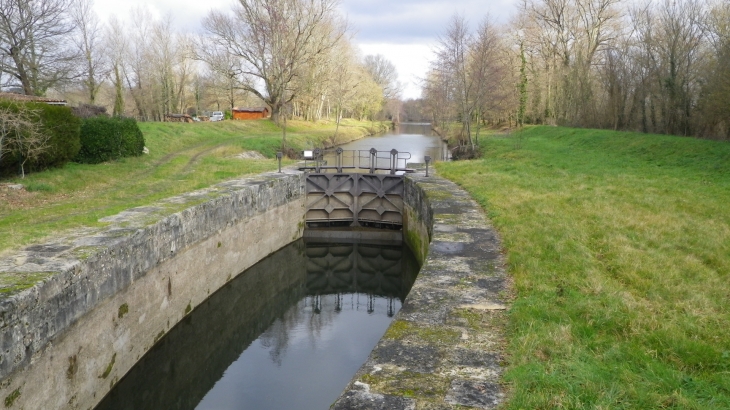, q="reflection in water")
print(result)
[95,239,419,410]
[335,122,449,163]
